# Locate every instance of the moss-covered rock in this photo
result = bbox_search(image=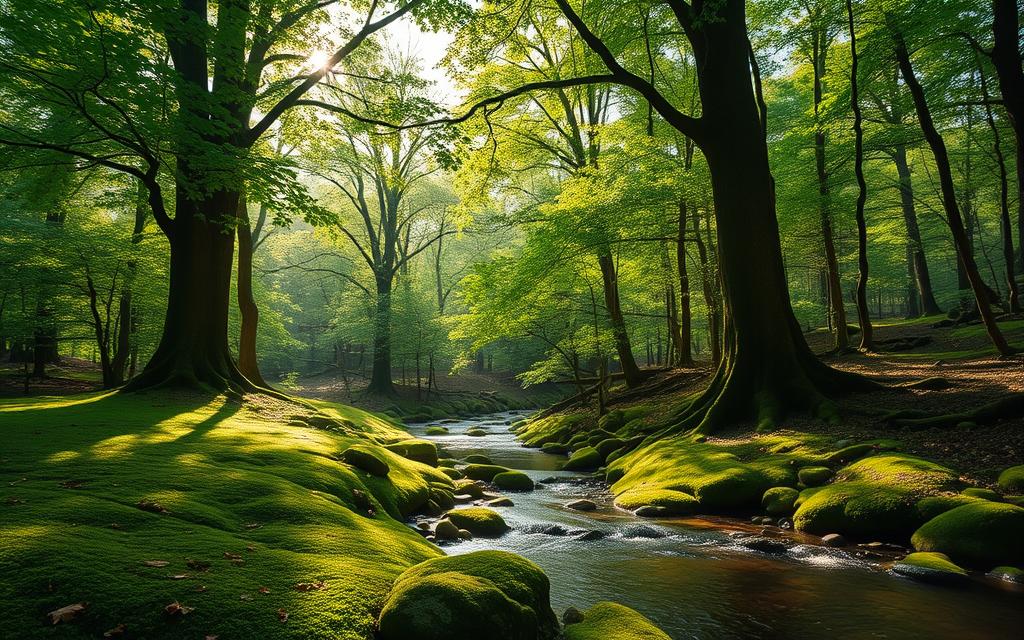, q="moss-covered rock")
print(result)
[453,479,485,498]
[595,437,625,458]
[911,501,1024,567]
[386,439,439,466]
[447,507,511,537]
[797,466,833,487]
[597,407,648,433]
[915,494,983,521]
[563,601,670,640]
[762,487,800,516]
[563,446,603,471]
[614,488,697,515]
[467,428,489,437]
[988,566,1024,583]
[827,443,874,465]
[493,471,535,492]
[425,426,450,435]
[793,454,960,538]
[961,487,1002,502]
[997,465,1024,493]
[378,551,559,640]
[438,457,458,468]
[464,464,510,482]
[441,467,465,480]
[891,552,968,584]
[464,454,493,464]
[516,414,585,447]
[341,445,390,477]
